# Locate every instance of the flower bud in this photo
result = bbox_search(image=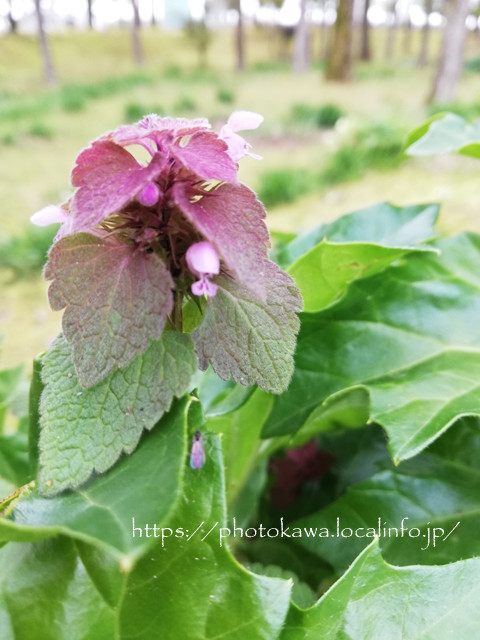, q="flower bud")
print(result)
[137,182,160,207]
